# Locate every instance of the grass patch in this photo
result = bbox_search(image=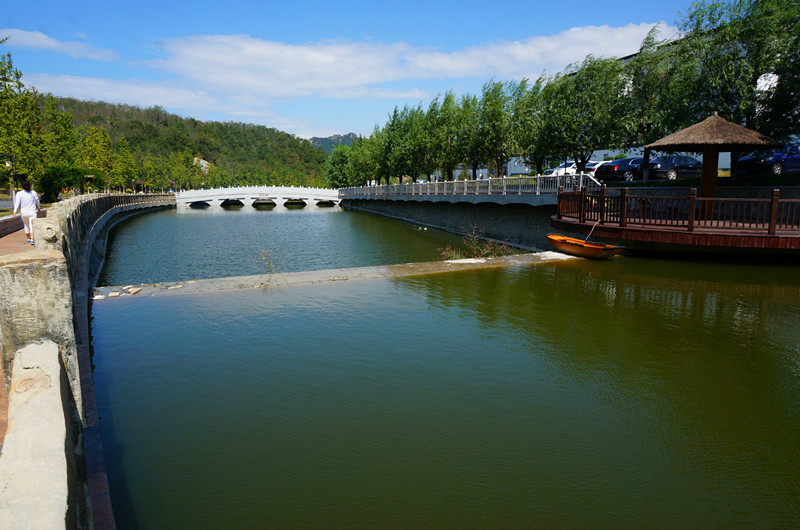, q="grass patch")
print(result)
[440,224,521,260]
